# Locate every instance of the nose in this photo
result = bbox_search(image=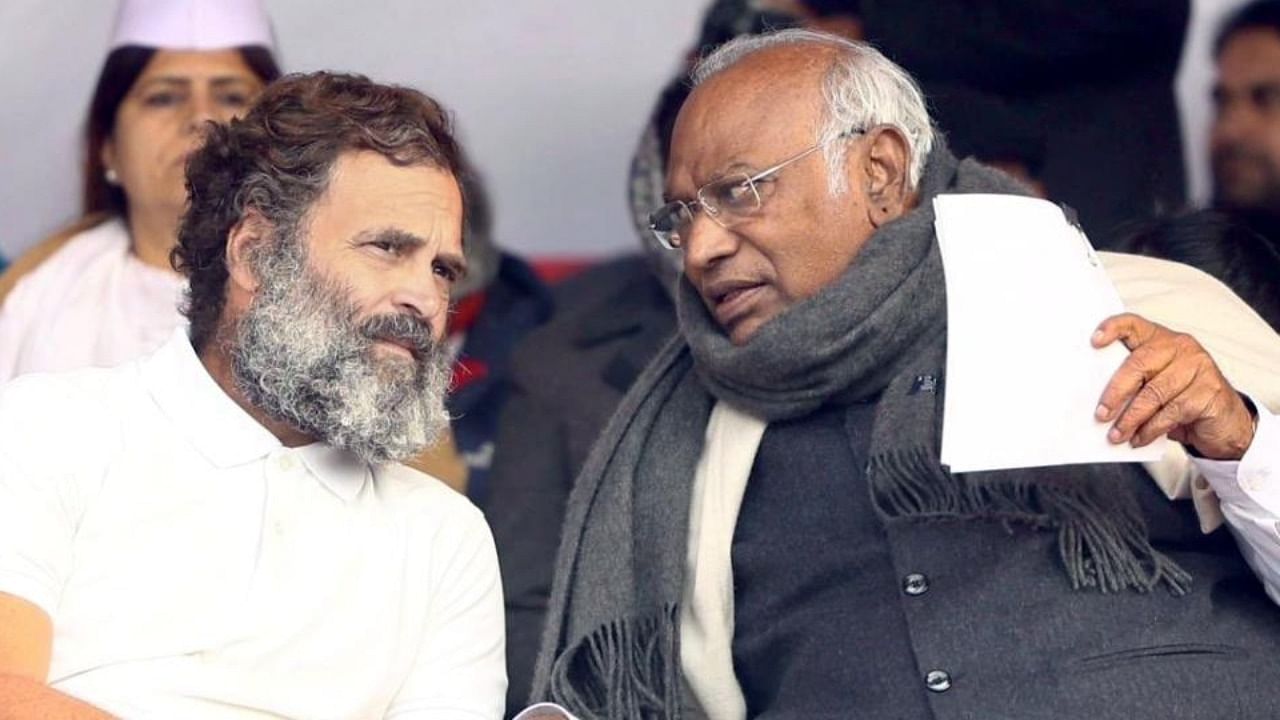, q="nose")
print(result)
[390,267,447,334]
[186,91,217,134]
[681,211,738,283]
